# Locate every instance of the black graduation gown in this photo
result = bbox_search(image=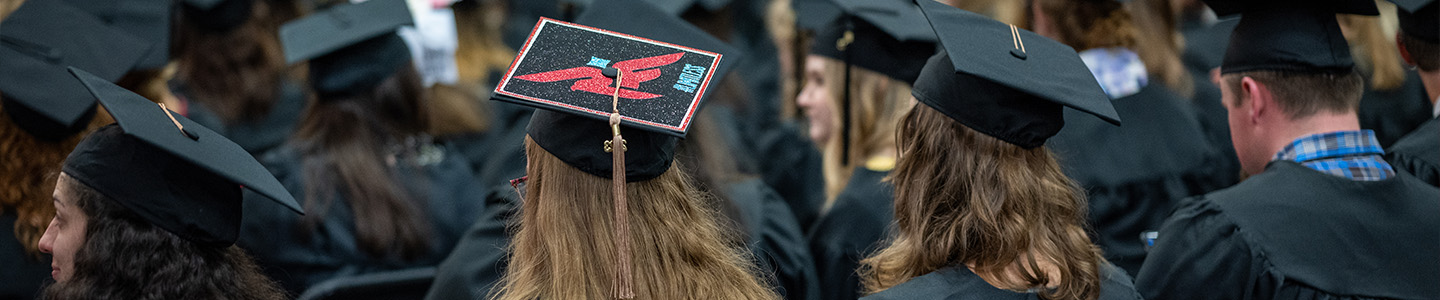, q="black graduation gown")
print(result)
[0,212,49,300]
[1358,71,1434,148]
[1048,83,1236,276]
[1136,161,1440,300]
[733,111,826,231]
[1388,117,1439,187]
[859,264,1142,300]
[237,143,487,295]
[723,178,821,300]
[423,188,519,300]
[174,79,307,156]
[444,100,534,191]
[808,168,895,300]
